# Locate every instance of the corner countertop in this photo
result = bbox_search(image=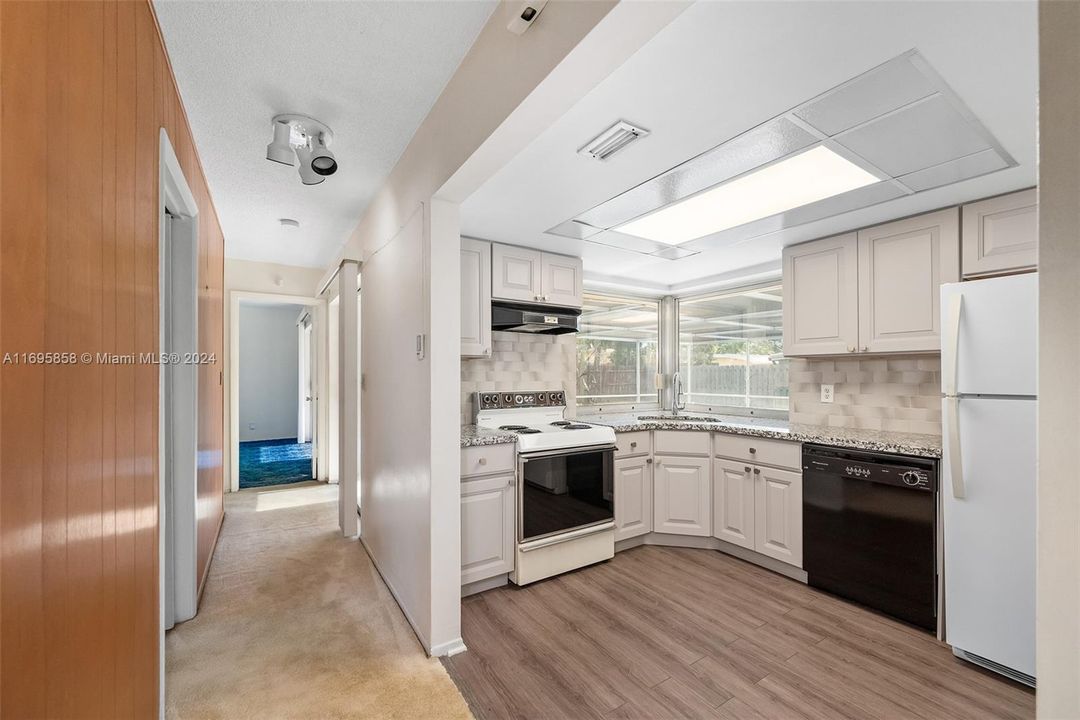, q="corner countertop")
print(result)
[581,412,942,459]
[461,425,517,448]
